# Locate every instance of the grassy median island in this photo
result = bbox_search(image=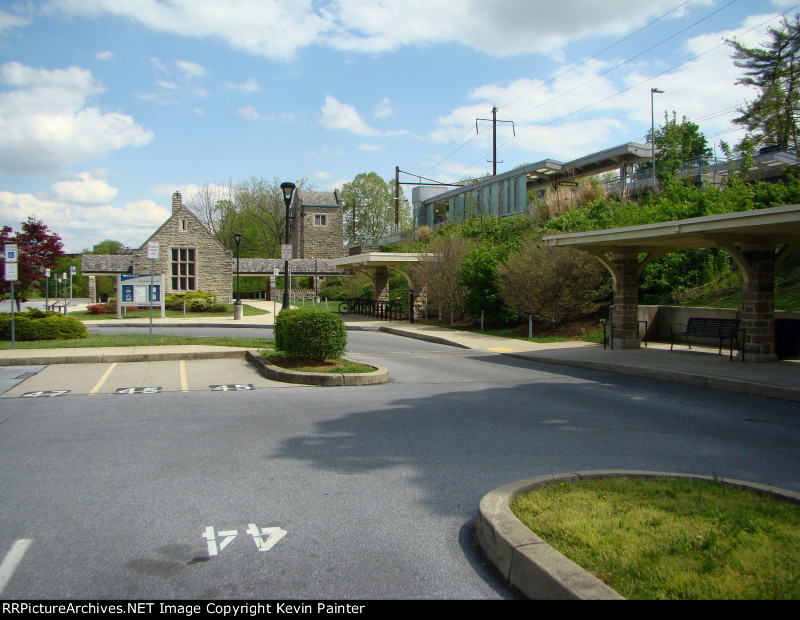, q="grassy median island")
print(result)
[510,476,800,600]
[258,349,376,374]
